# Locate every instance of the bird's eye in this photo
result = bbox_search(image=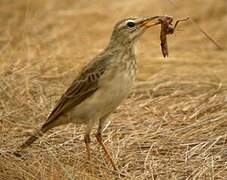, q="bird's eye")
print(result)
[126,21,136,28]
